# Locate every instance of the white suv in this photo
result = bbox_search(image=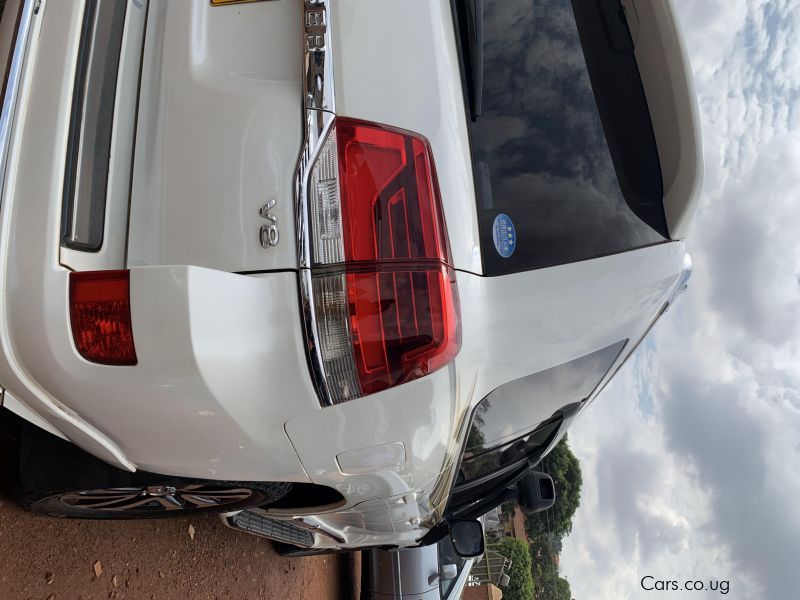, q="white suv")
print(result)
[0,0,700,553]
